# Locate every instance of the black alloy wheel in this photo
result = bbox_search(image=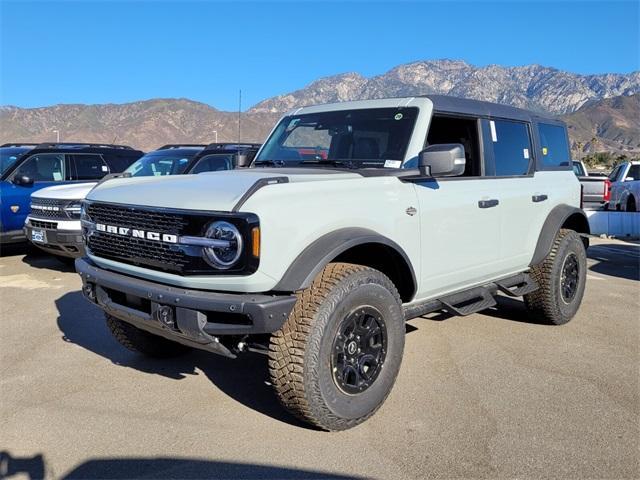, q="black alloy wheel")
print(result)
[331,306,387,395]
